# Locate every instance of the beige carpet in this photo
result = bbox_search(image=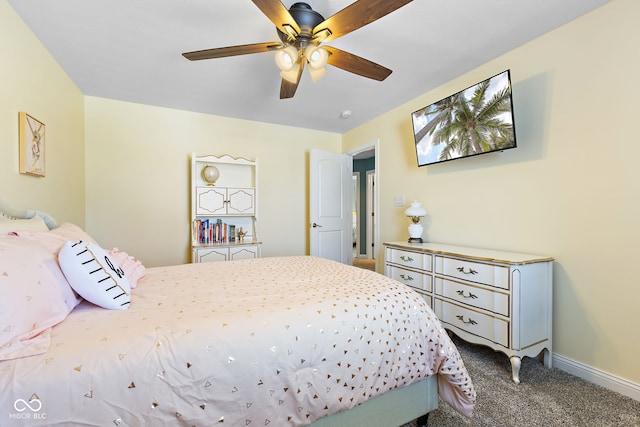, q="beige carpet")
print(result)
[352,258,376,271]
